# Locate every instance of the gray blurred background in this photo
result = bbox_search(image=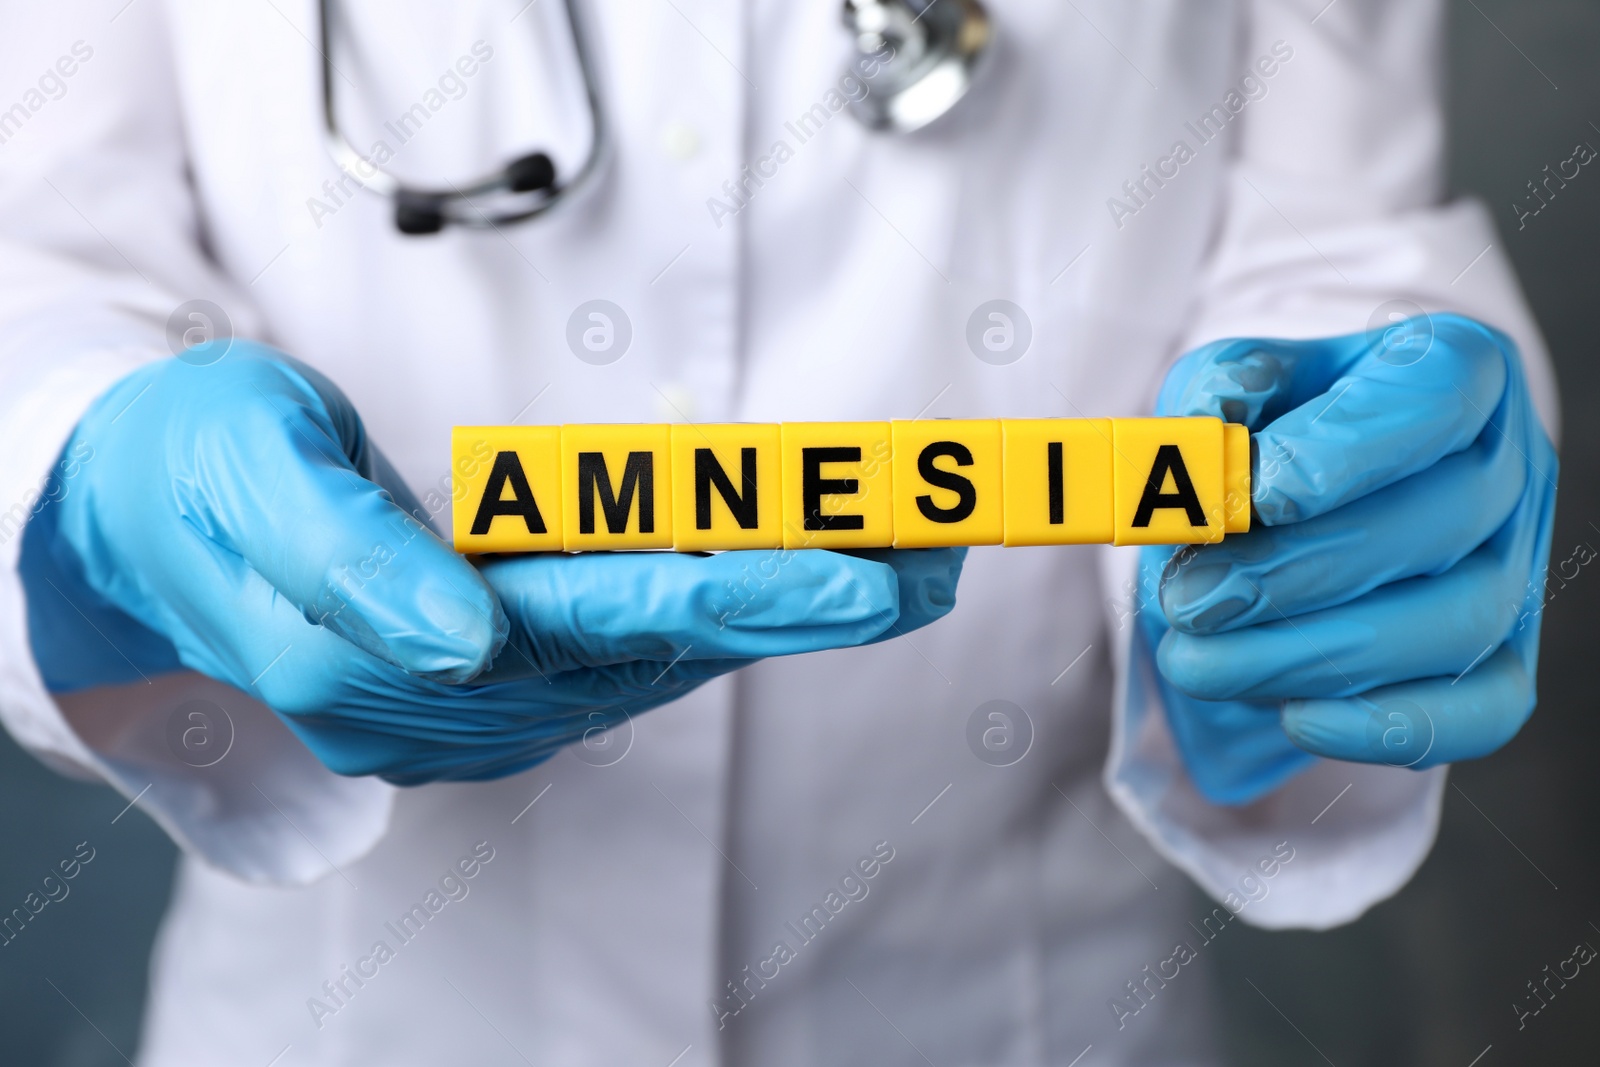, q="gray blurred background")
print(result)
[1,2,1596,1063]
